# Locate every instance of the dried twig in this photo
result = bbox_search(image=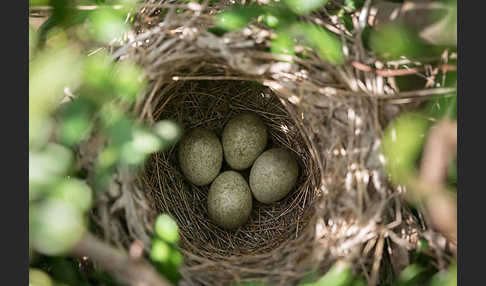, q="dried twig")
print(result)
[71,232,172,286]
[417,120,457,247]
[351,61,456,77]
